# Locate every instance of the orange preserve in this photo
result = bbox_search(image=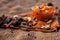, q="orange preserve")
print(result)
[32,4,56,21]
